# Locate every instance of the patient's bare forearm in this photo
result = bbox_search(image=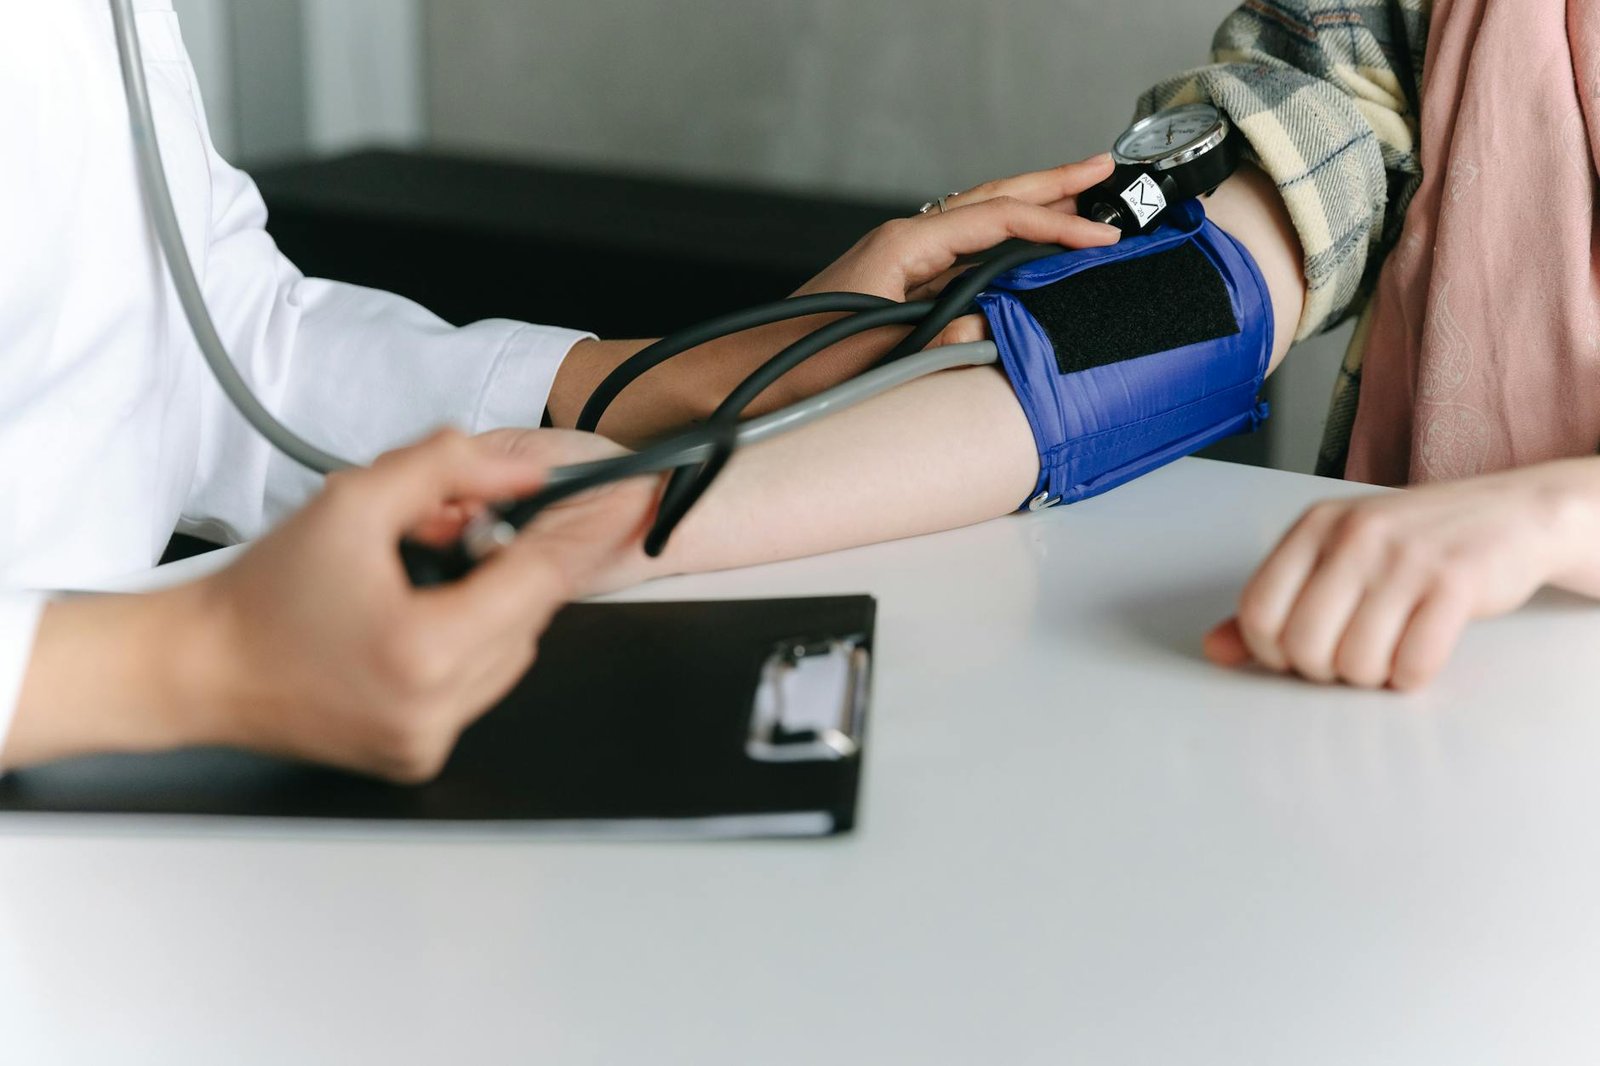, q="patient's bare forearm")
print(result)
[642,167,1309,578]
[651,363,1040,577]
